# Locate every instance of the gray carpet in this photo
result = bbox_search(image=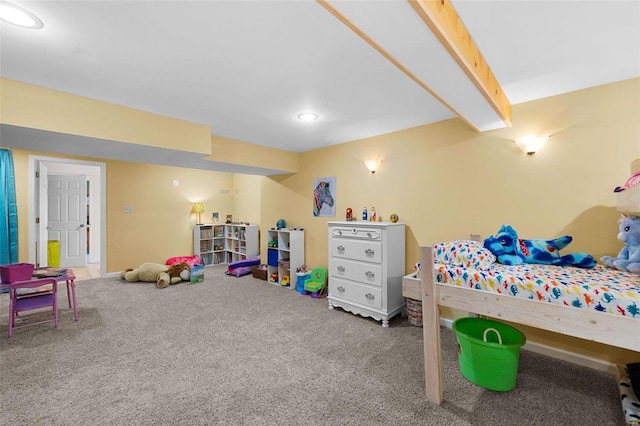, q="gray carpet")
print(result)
[0,266,625,425]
